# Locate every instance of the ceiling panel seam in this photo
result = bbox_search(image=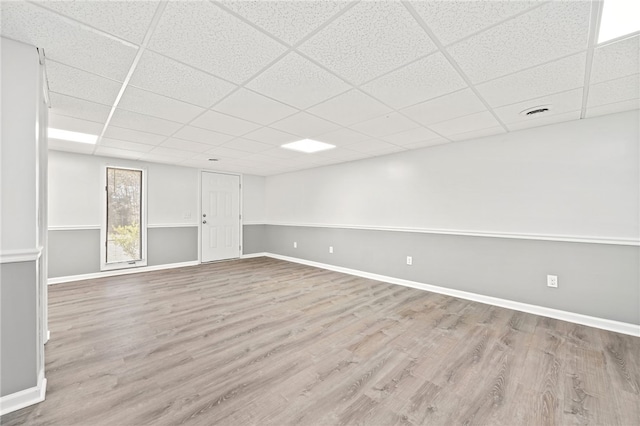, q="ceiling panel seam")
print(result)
[580,0,605,119]
[92,1,168,154]
[401,1,509,133]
